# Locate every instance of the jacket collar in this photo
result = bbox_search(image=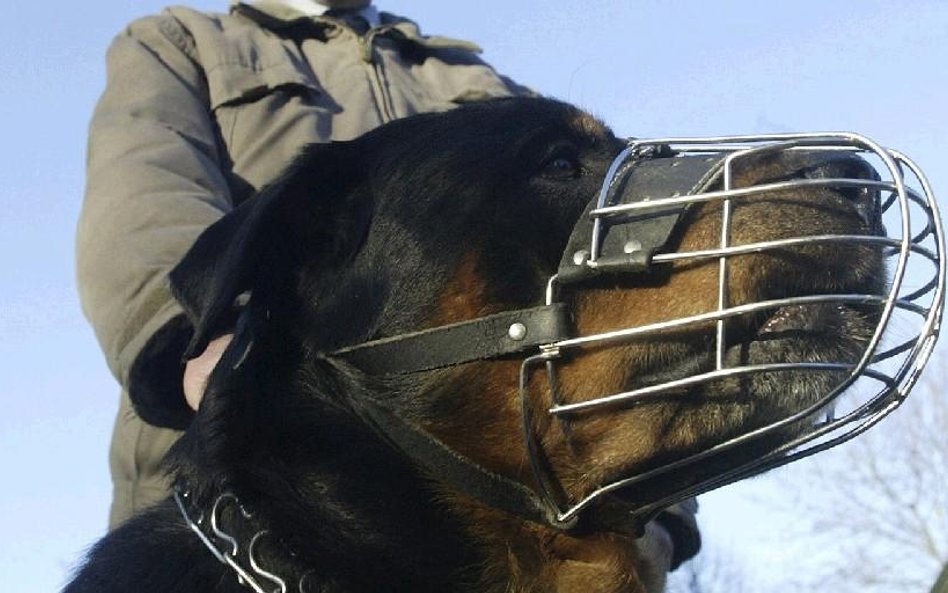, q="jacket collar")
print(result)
[230,0,482,53]
[230,0,381,27]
